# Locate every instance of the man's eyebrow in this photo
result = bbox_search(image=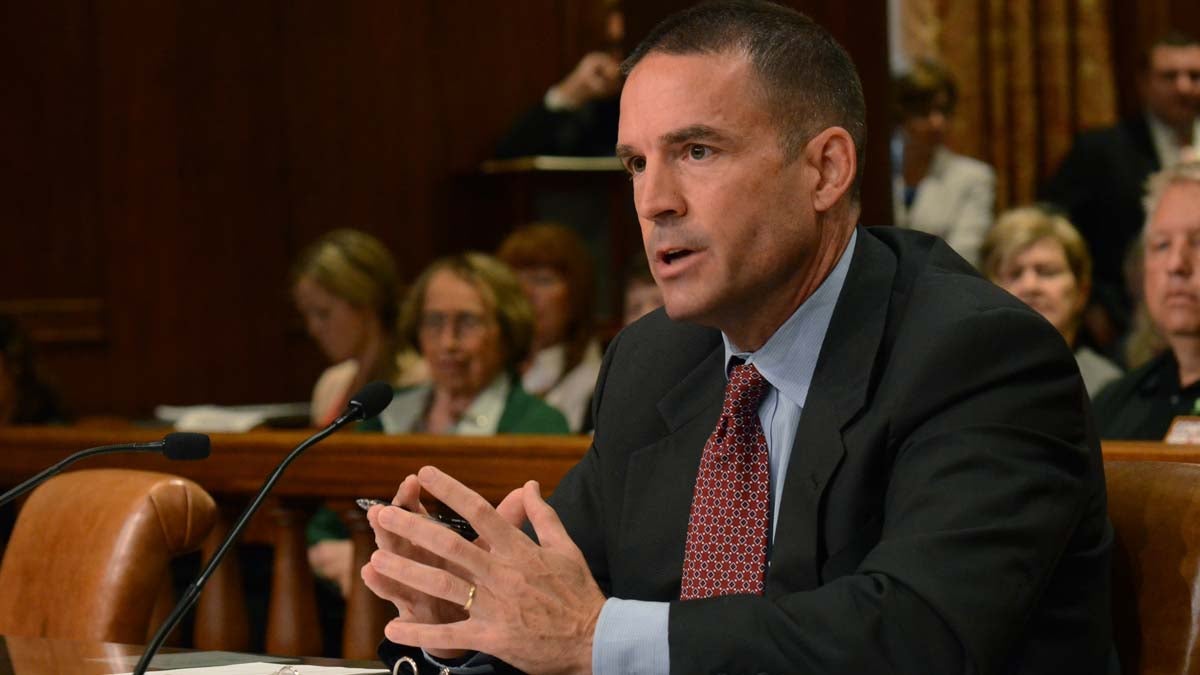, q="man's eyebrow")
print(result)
[661,125,730,146]
[614,125,733,160]
[615,144,638,160]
